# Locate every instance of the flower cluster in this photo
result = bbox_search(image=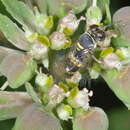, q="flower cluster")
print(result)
[0,0,130,129]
